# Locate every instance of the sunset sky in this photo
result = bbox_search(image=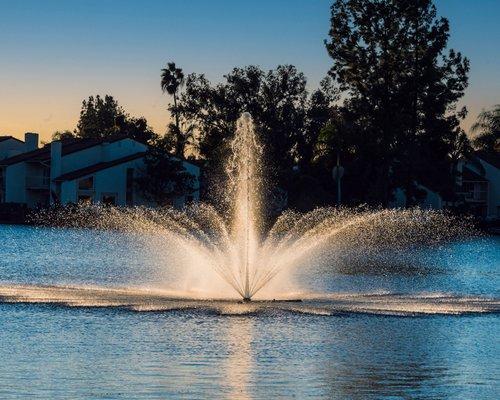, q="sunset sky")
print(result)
[0,0,498,142]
